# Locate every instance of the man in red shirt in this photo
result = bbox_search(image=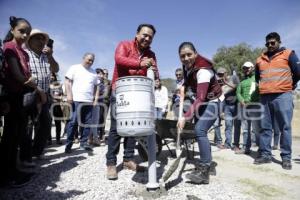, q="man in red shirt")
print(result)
[106,24,159,180]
